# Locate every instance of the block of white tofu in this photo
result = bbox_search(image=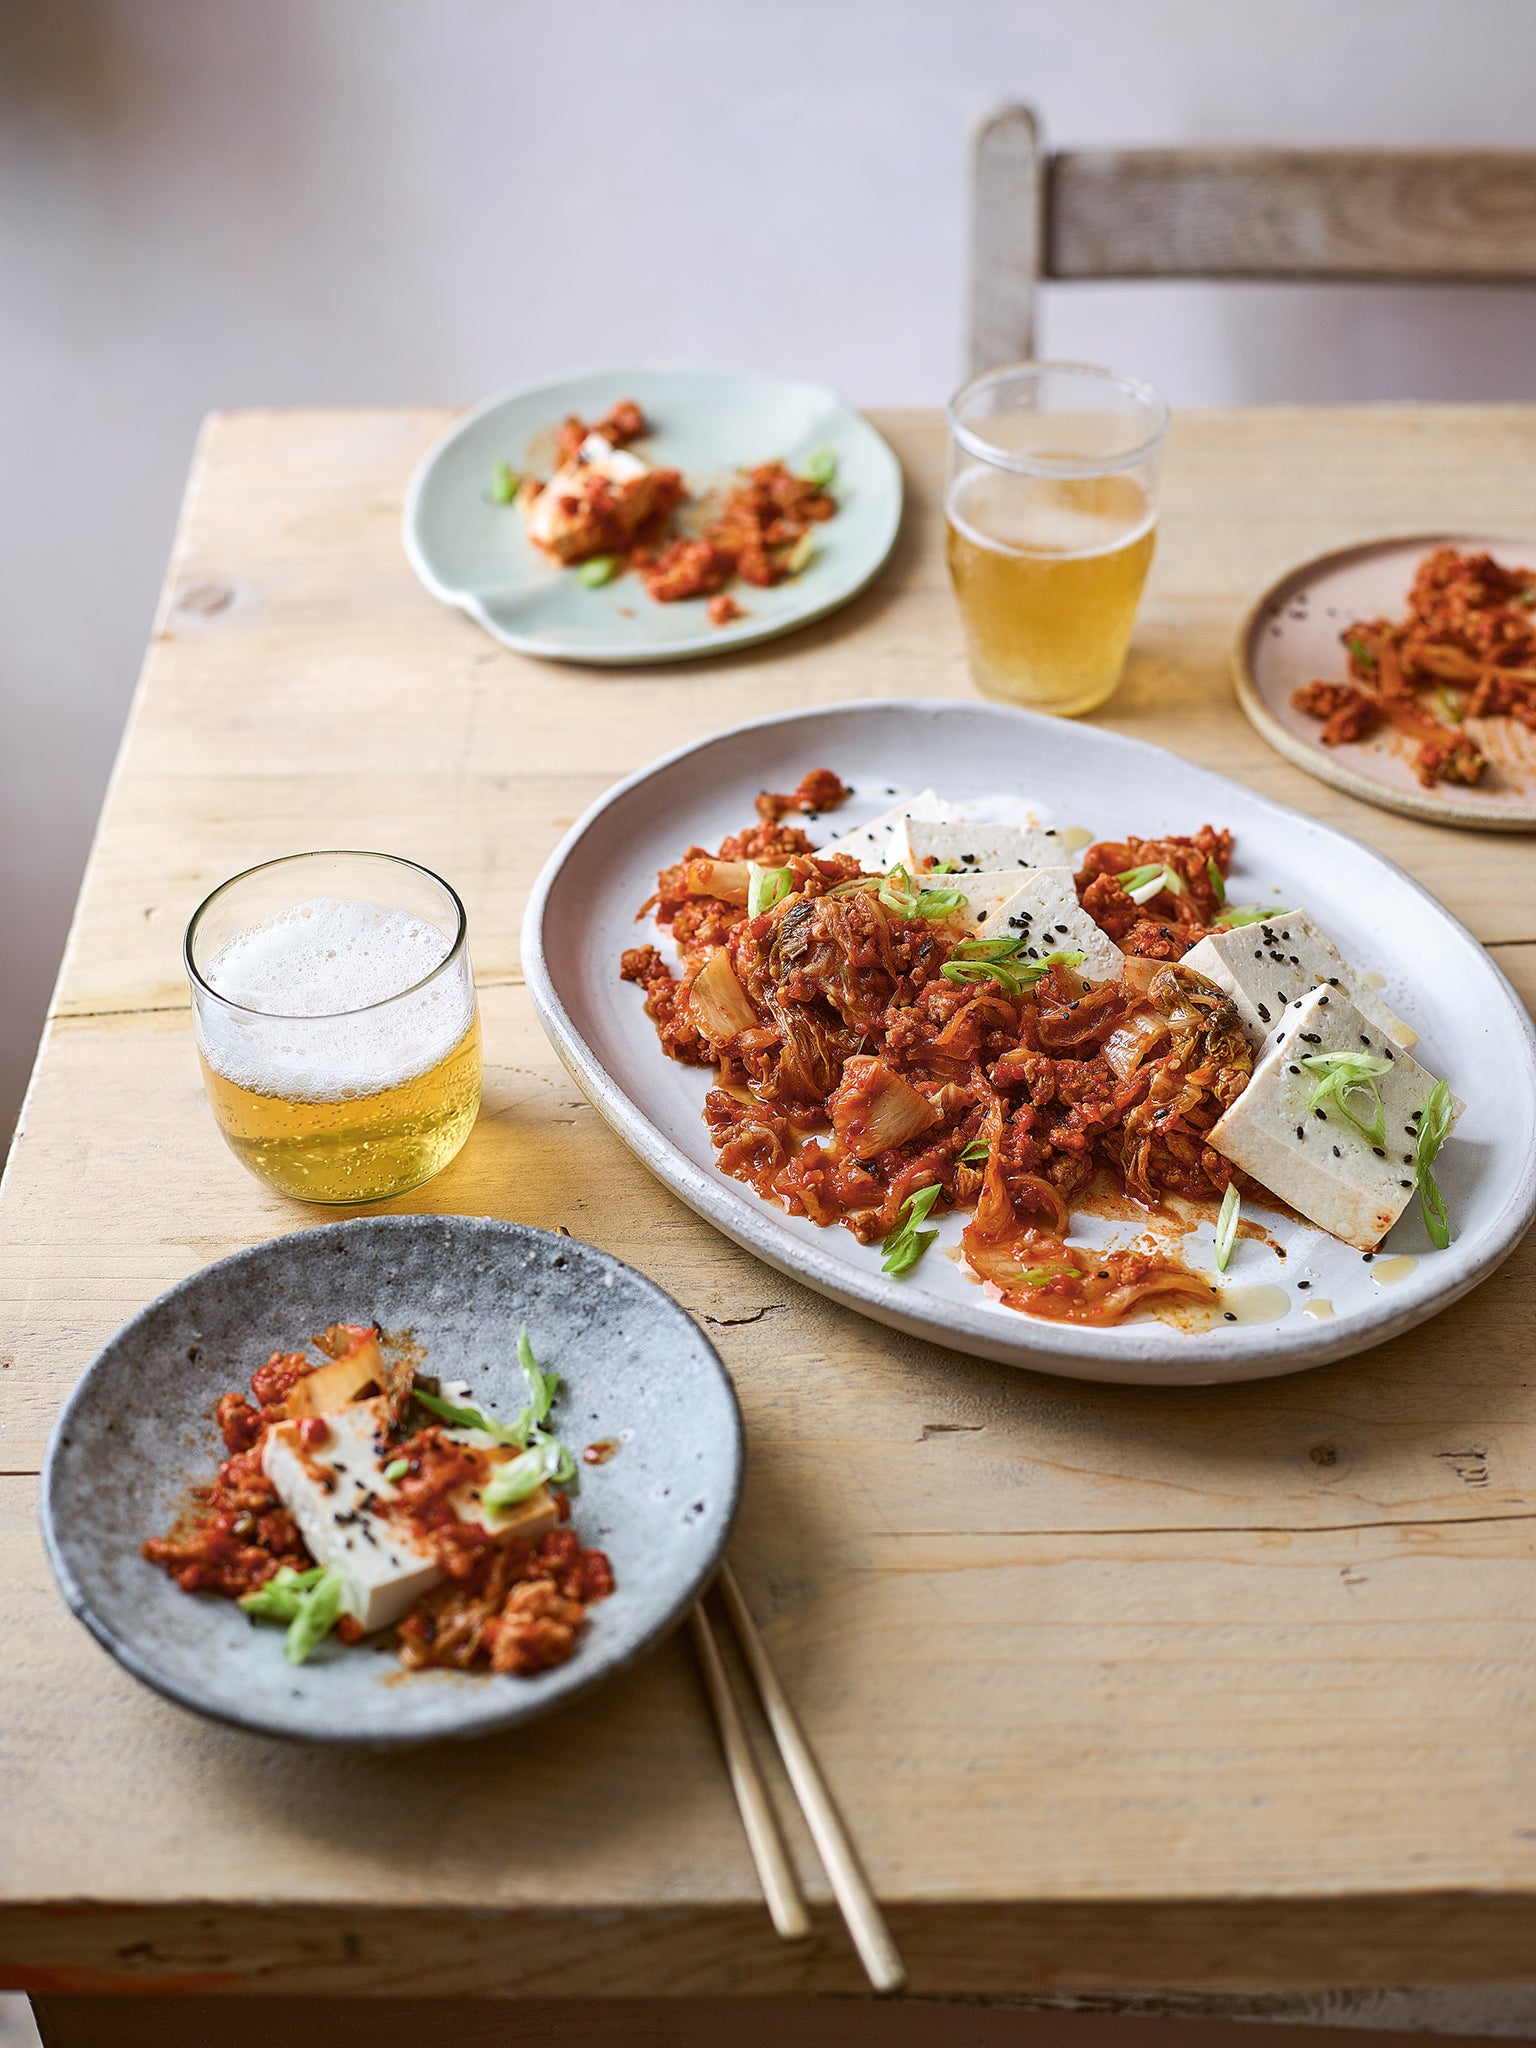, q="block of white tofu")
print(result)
[1182,912,1416,1050]
[908,870,1042,935]
[524,432,656,555]
[987,866,1125,984]
[817,790,956,870]
[262,1397,559,1632]
[1208,985,1460,1251]
[893,816,1062,876]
